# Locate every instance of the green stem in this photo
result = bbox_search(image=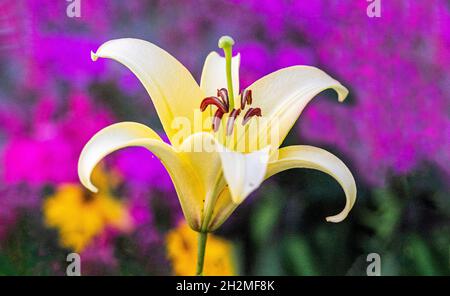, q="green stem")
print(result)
[224,49,234,109]
[218,36,235,110]
[196,231,208,276]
